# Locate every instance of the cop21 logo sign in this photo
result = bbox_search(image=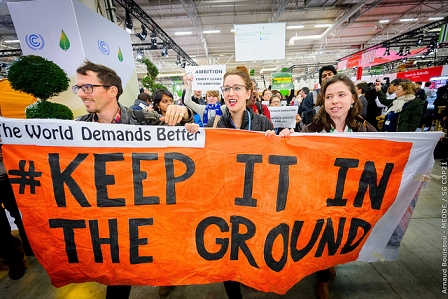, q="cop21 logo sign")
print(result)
[25,34,45,51]
[97,40,110,55]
